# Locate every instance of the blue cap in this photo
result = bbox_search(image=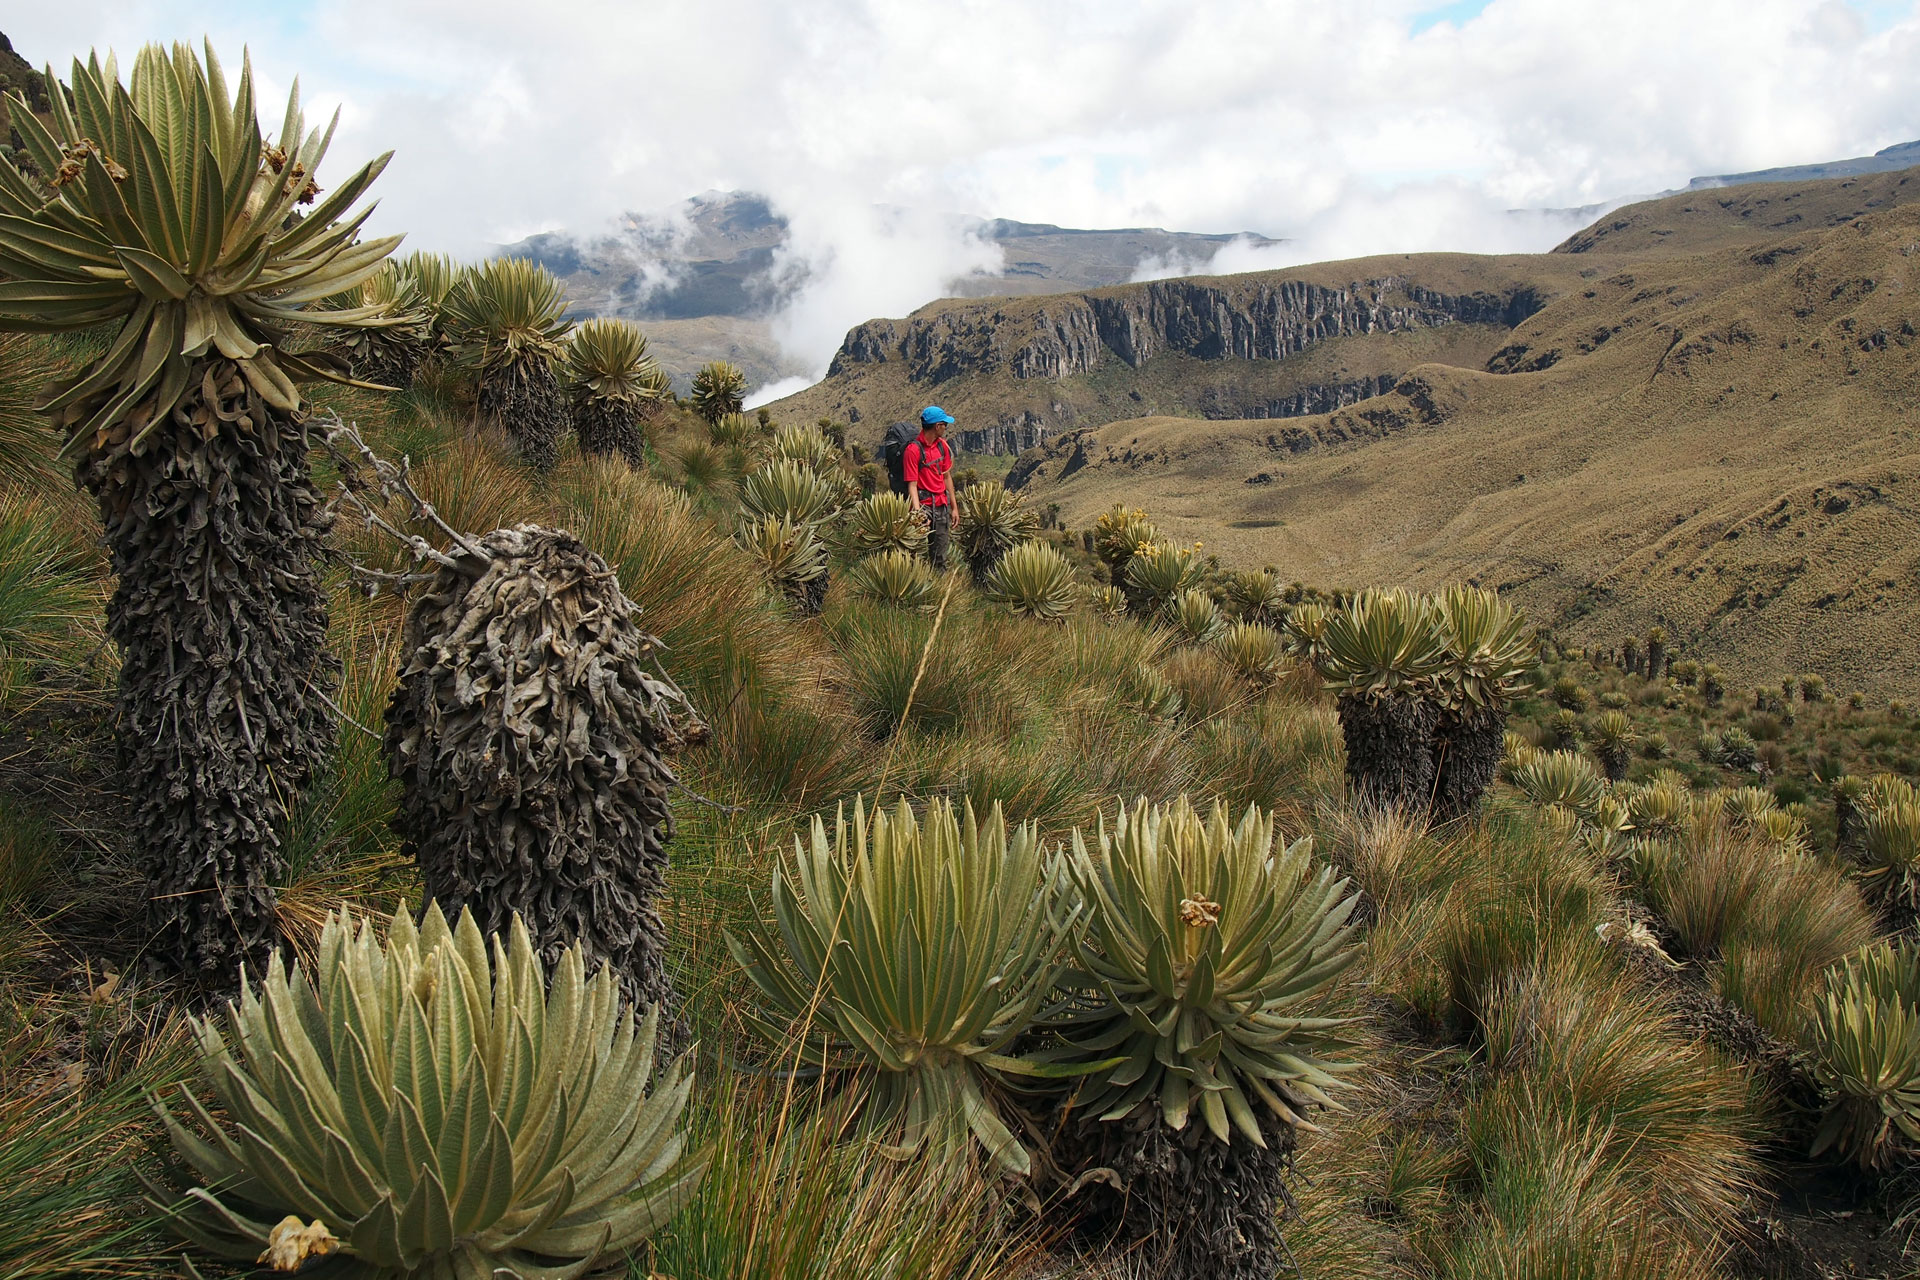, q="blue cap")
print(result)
[920,405,955,427]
